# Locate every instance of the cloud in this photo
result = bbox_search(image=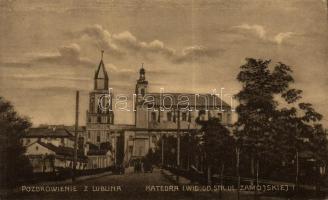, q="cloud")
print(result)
[273,32,295,45]
[233,23,295,45]
[173,45,224,63]
[78,24,123,57]
[33,43,93,66]
[76,24,223,63]
[234,24,266,39]
[0,61,30,68]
